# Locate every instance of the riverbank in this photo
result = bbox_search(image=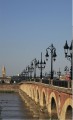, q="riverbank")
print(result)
[0,84,19,92]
